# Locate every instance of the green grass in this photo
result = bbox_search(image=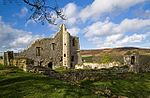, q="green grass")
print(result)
[0,65,150,98]
[81,72,150,98]
[0,66,98,98]
[82,56,93,63]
